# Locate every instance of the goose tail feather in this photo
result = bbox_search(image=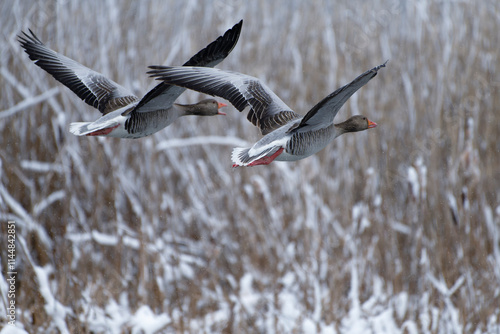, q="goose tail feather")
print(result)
[231,147,252,167]
[231,146,283,167]
[69,122,91,136]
